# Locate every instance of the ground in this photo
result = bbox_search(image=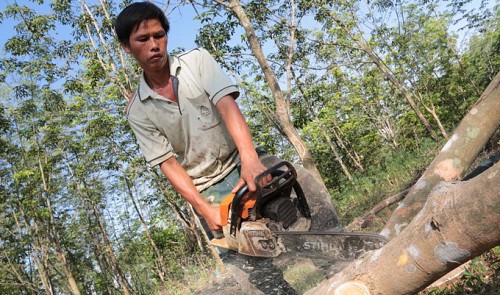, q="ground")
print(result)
[196,250,352,295]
